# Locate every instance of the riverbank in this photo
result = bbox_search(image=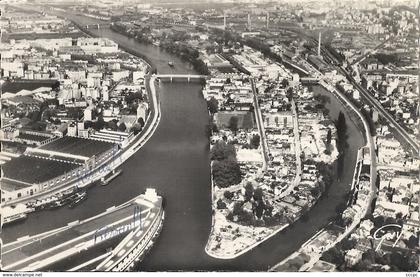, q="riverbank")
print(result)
[270,81,376,271]
[205,206,290,259]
